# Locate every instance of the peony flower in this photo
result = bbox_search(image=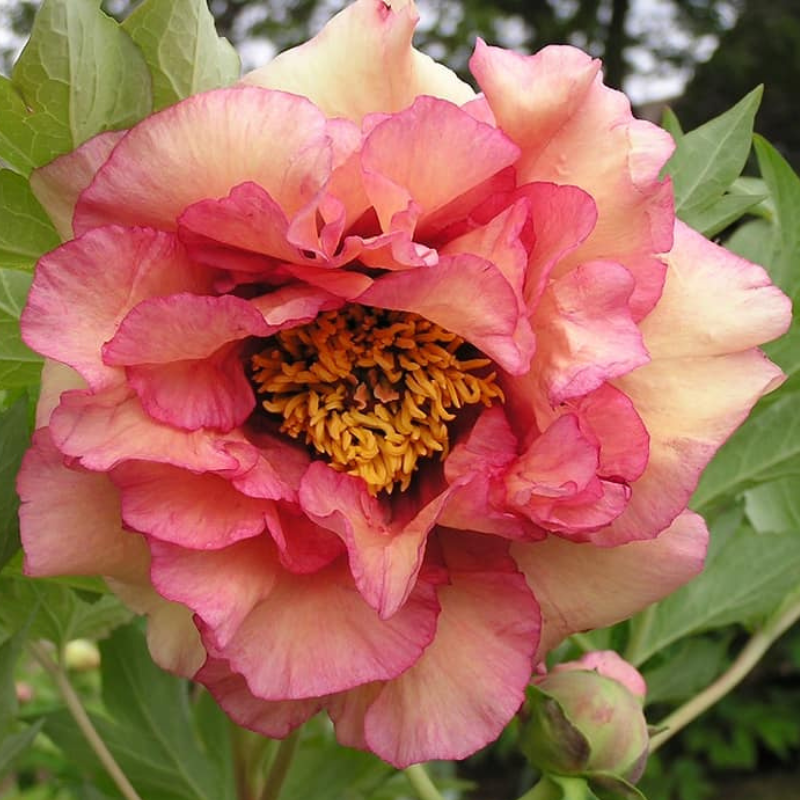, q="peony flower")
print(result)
[17,0,790,768]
